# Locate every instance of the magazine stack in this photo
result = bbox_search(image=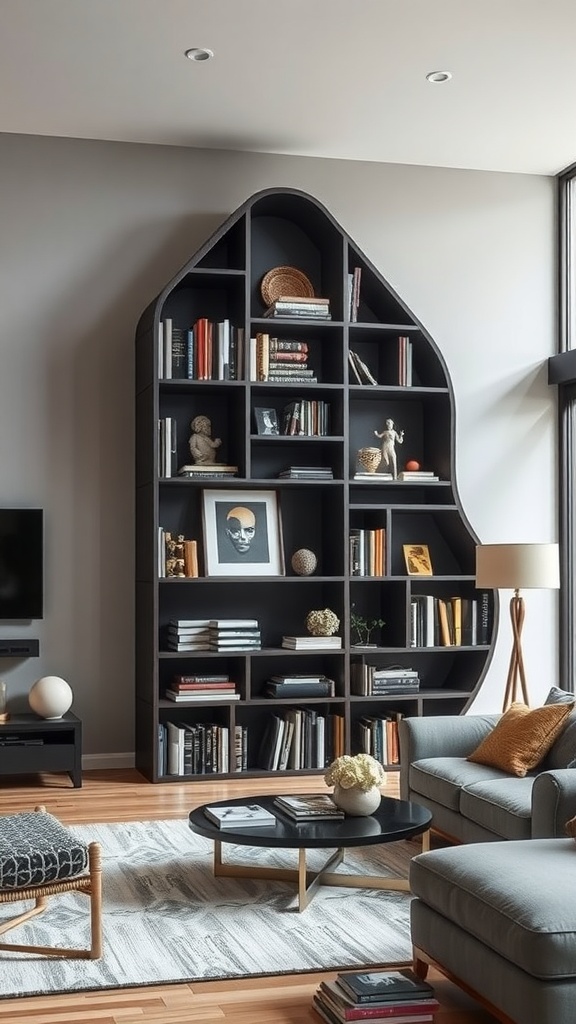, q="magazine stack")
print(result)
[313,968,439,1024]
